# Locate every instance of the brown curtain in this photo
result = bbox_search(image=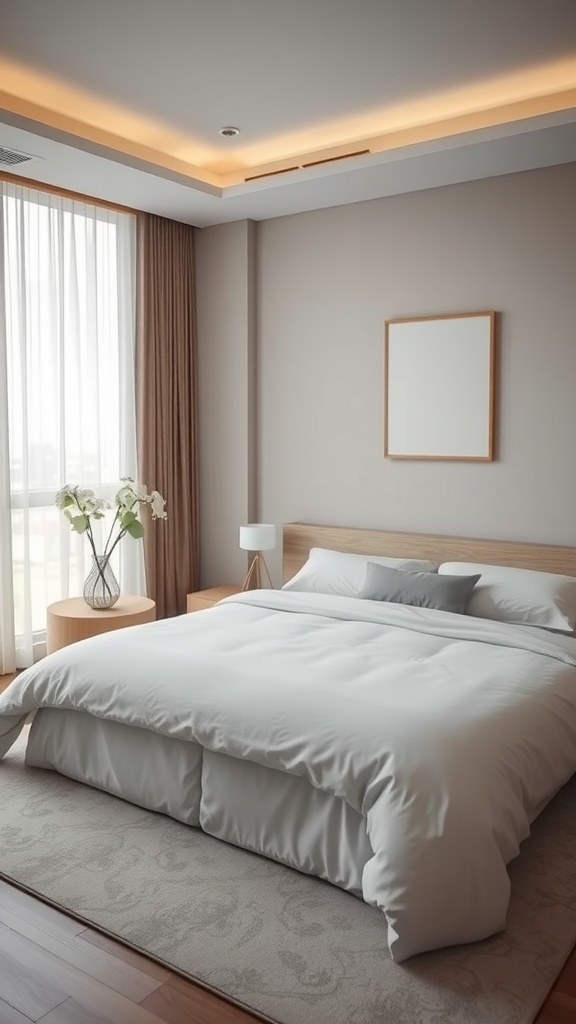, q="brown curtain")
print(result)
[135,213,199,618]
